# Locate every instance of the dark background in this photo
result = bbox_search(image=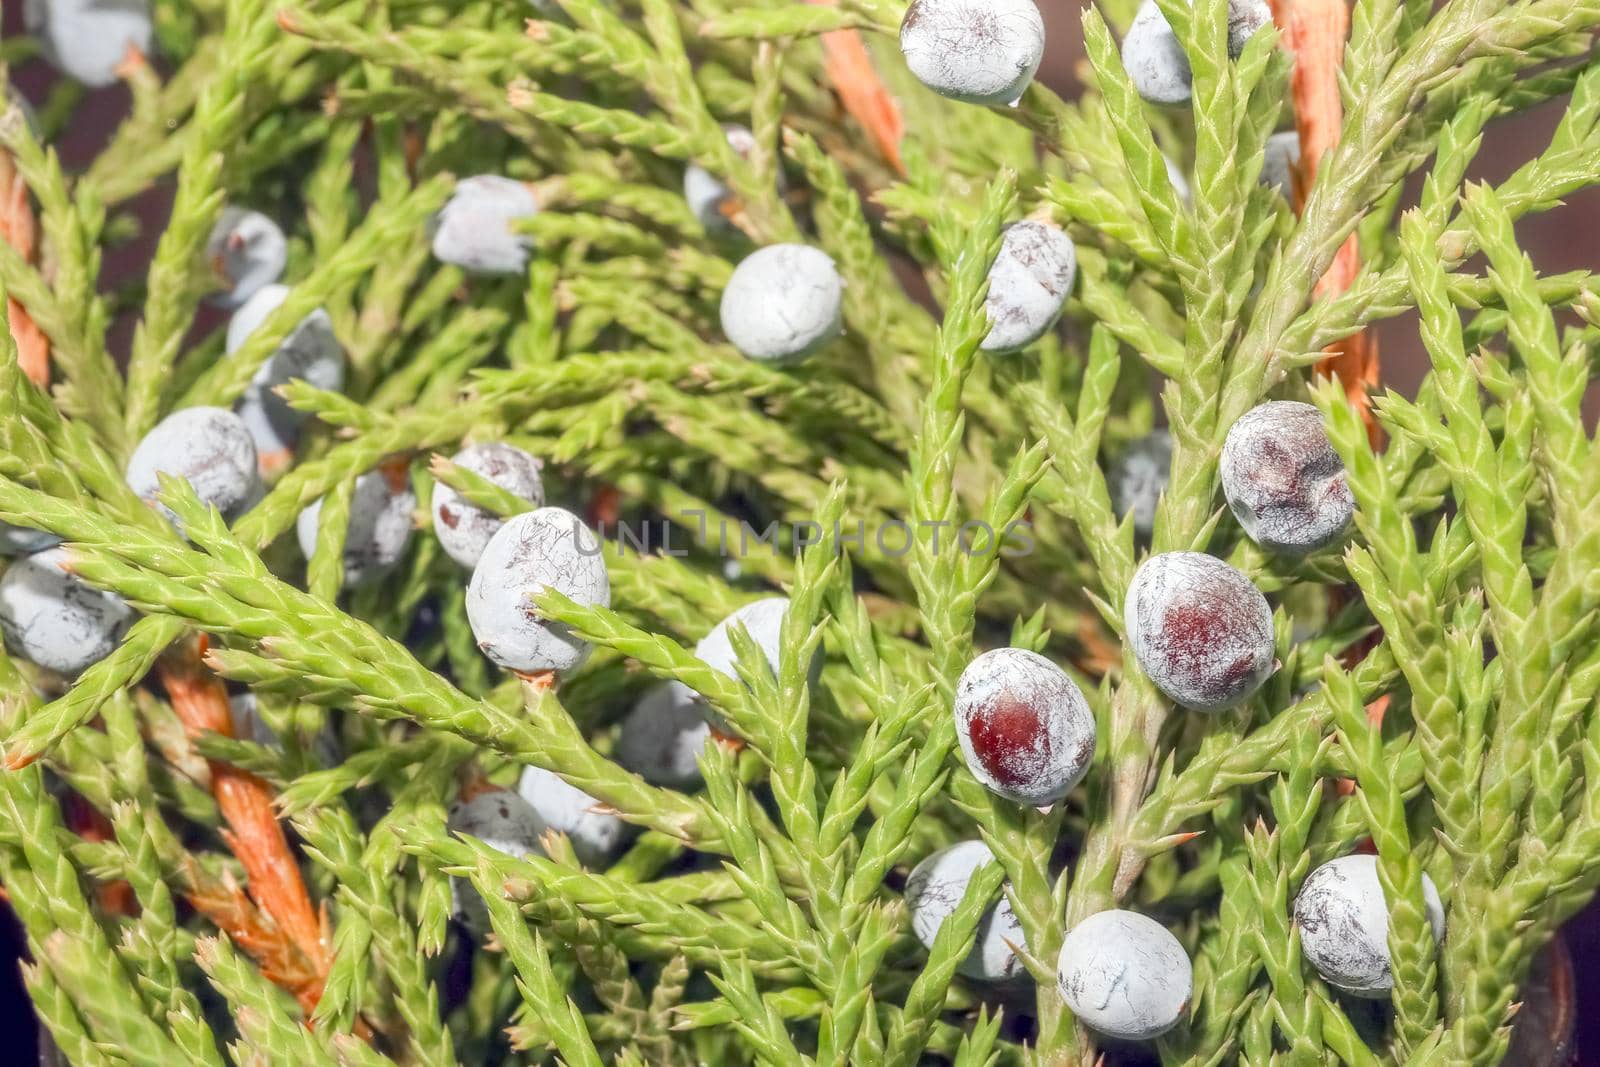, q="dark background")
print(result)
[1,4,1597,1063]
